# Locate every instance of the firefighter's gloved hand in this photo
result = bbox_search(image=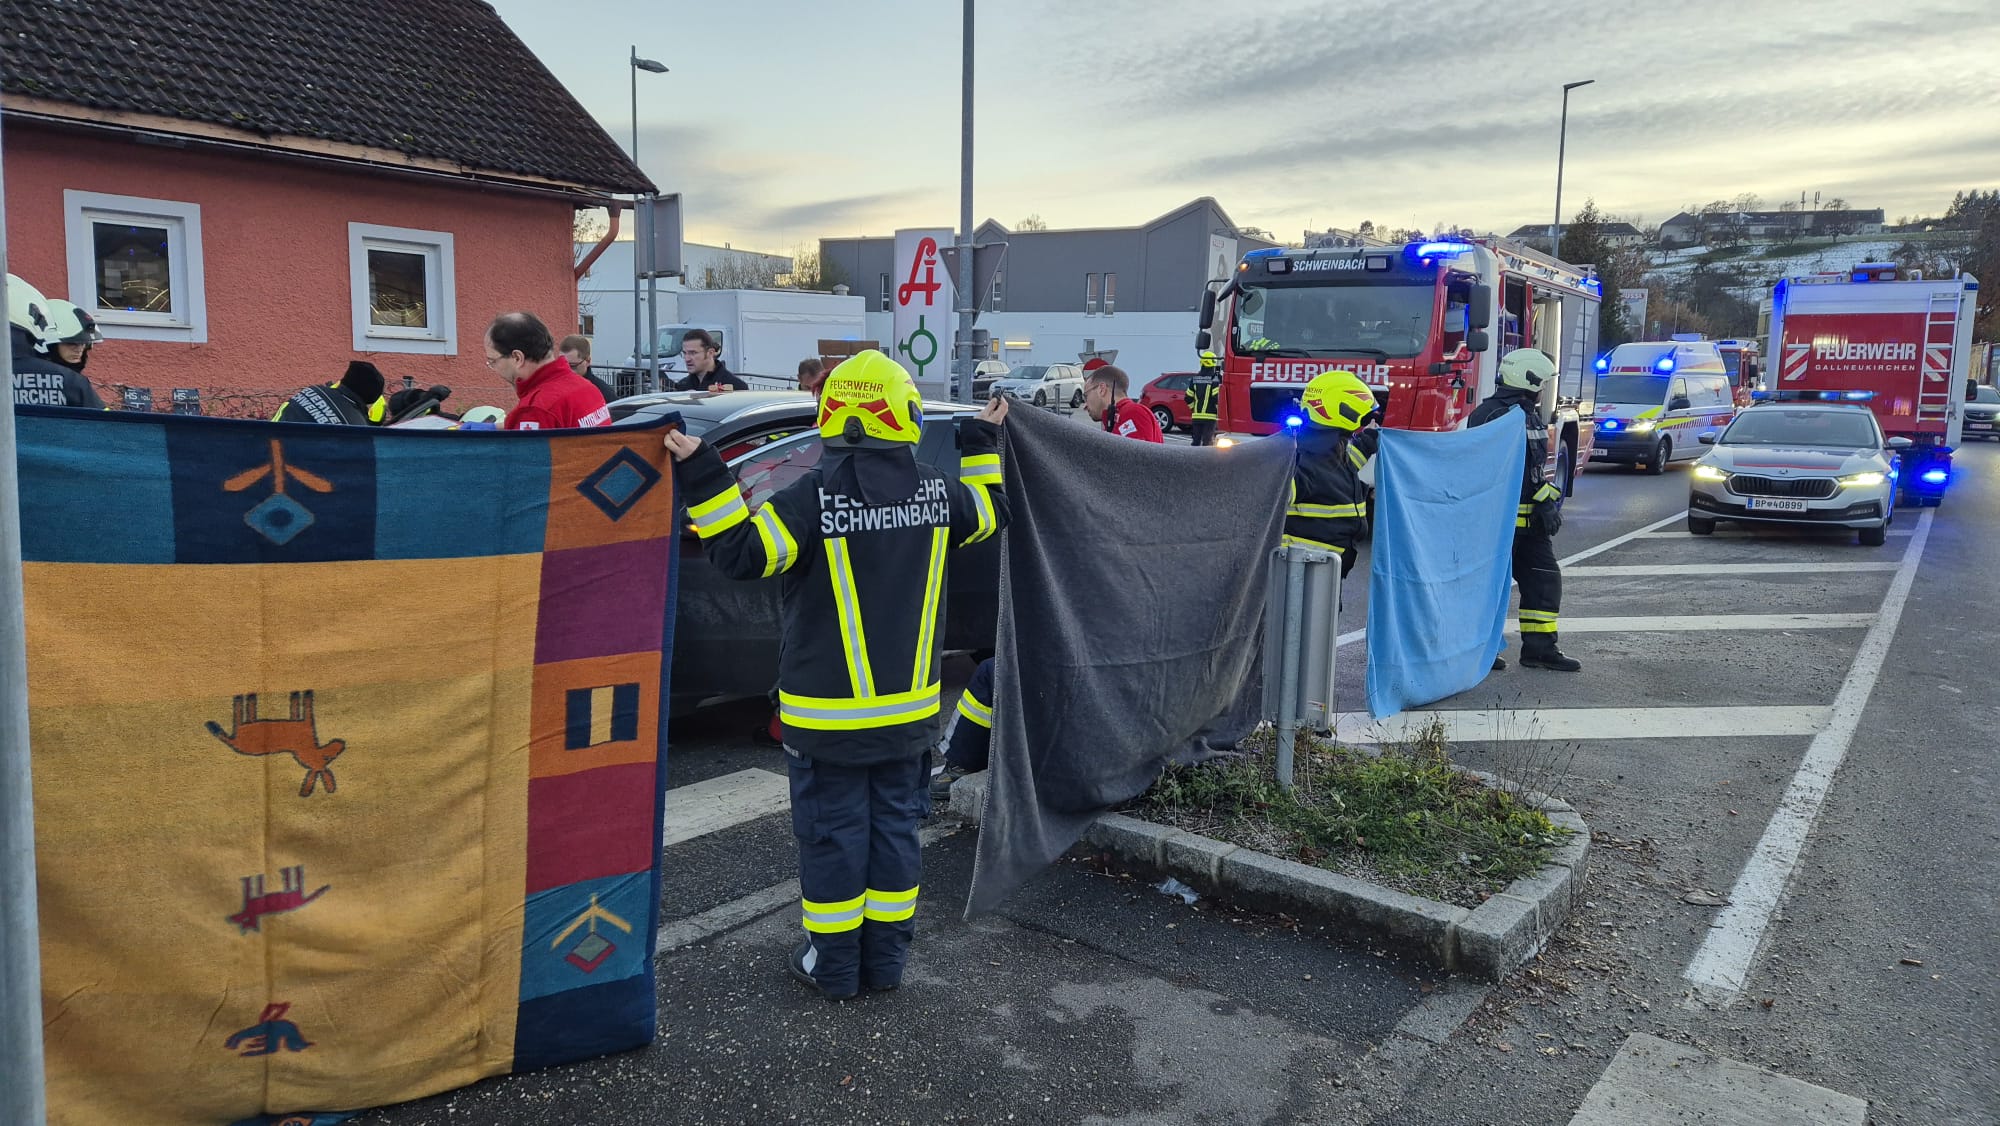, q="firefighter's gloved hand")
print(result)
[1530,498,1563,537]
